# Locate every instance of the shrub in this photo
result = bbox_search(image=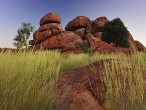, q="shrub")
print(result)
[102,18,130,48]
